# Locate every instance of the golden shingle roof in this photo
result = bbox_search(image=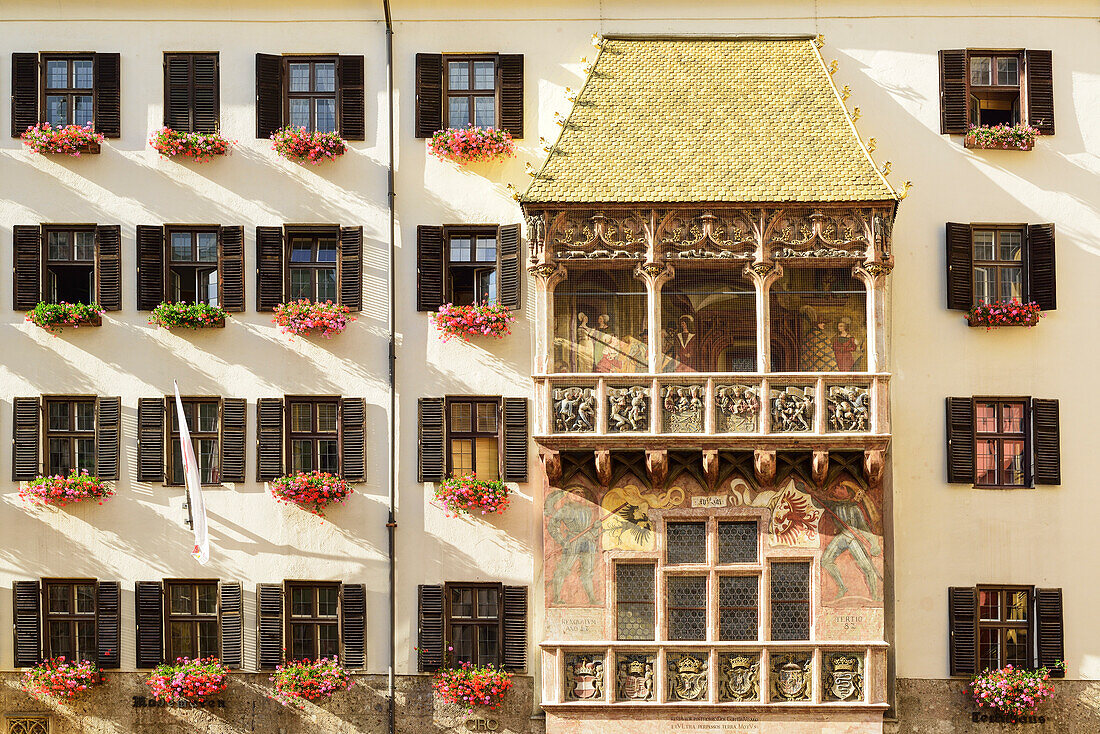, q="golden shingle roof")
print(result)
[522,36,896,204]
